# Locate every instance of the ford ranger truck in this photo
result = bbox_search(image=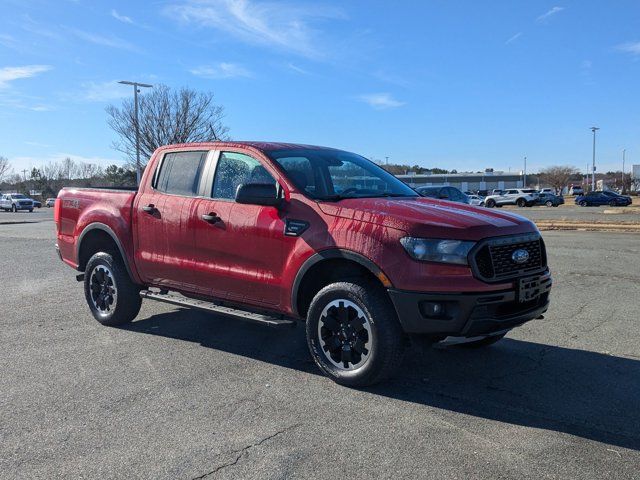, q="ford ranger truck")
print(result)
[55,142,552,386]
